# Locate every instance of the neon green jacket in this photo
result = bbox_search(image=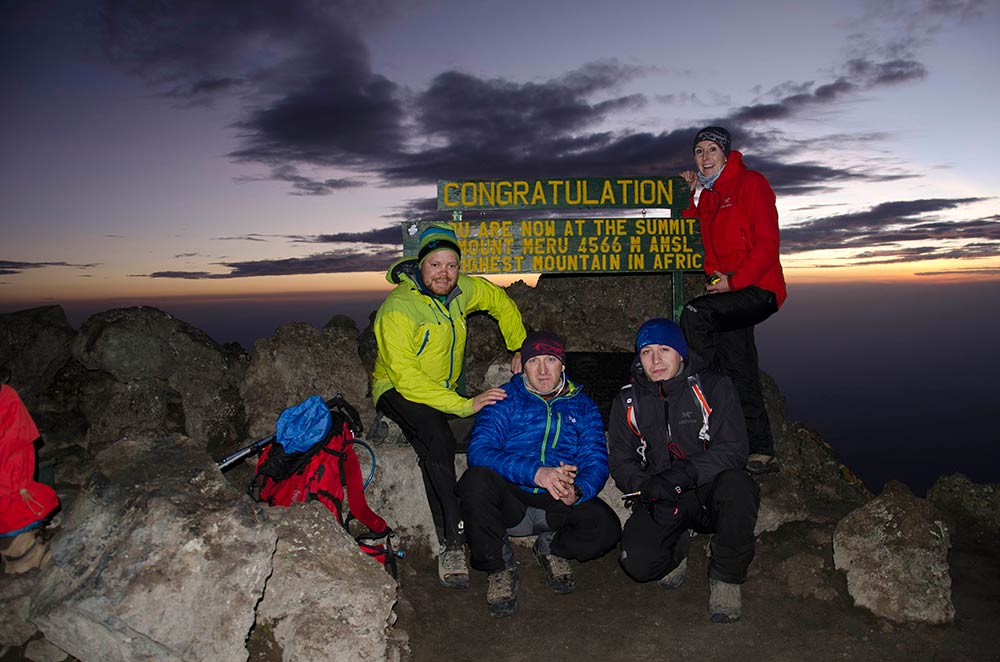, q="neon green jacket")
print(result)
[372,259,527,417]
